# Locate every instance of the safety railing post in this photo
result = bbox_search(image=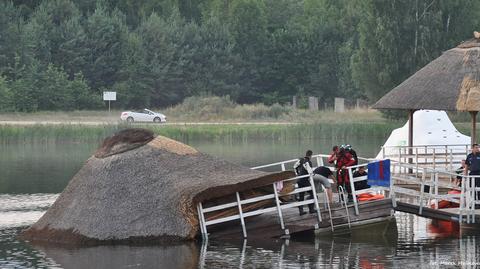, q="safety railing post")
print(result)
[472,176,477,224]
[281,163,286,171]
[433,149,436,170]
[309,174,322,225]
[415,147,419,178]
[459,174,466,223]
[235,192,247,238]
[444,145,448,171]
[272,182,287,235]
[418,168,426,215]
[398,148,402,174]
[197,203,208,239]
[424,145,427,168]
[434,173,439,209]
[390,163,397,208]
[348,167,359,215]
